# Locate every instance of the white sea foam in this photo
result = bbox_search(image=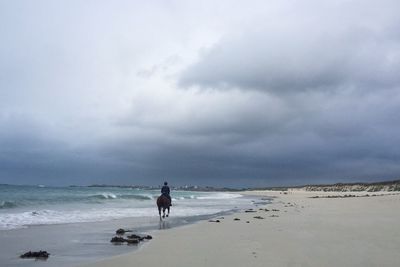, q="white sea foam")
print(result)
[0,205,235,230]
[100,193,117,199]
[196,193,242,200]
[172,196,186,201]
